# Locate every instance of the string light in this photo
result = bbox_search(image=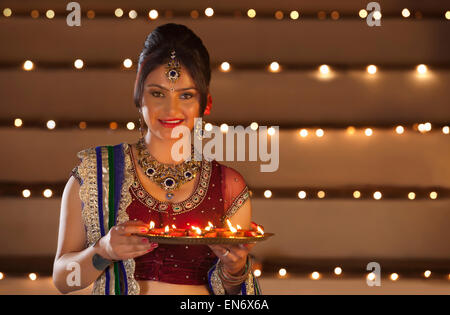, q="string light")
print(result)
[365,128,373,136]
[330,11,340,20]
[373,11,382,20]
[443,126,449,134]
[114,8,124,18]
[429,191,438,199]
[45,10,55,19]
[334,267,343,275]
[268,127,276,136]
[0,272,4,280]
[78,121,87,130]
[353,191,361,199]
[299,129,308,137]
[14,118,23,127]
[346,126,356,135]
[264,190,272,198]
[220,123,228,133]
[298,191,306,199]
[43,189,53,198]
[74,59,84,69]
[23,60,34,71]
[315,129,324,137]
[424,270,431,278]
[373,191,382,200]
[28,273,37,281]
[31,10,39,19]
[3,8,12,17]
[311,271,321,280]
[359,9,368,18]
[129,10,138,19]
[278,268,287,277]
[402,9,411,18]
[390,273,399,281]
[446,11,450,20]
[367,65,377,75]
[317,191,325,199]
[408,192,416,200]
[205,123,213,132]
[269,61,280,73]
[190,10,199,19]
[126,122,135,130]
[416,64,428,74]
[290,11,299,20]
[220,62,231,72]
[250,122,258,130]
[395,126,404,134]
[367,272,376,281]
[247,9,256,18]
[46,120,56,130]
[205,8,214,17]
[87,10,95,19]
[274,11,284,20]
[22,189,31,198]
[319,64,330,75]
[123,58,133,68]
[148,9,158,20]
[109,122,118,130]
[253,269,261,277]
